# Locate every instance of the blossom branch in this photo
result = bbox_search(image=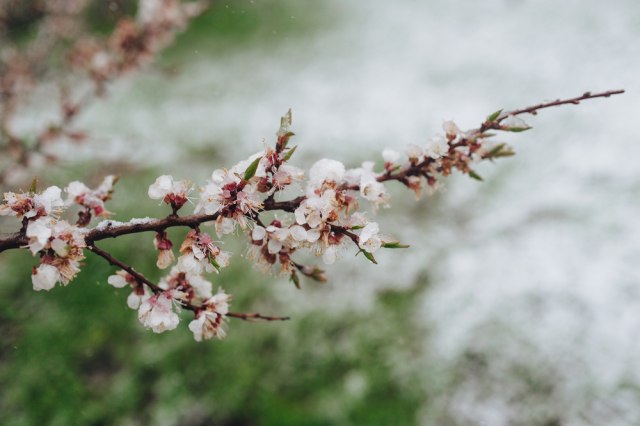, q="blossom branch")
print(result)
[0,89,624,341]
